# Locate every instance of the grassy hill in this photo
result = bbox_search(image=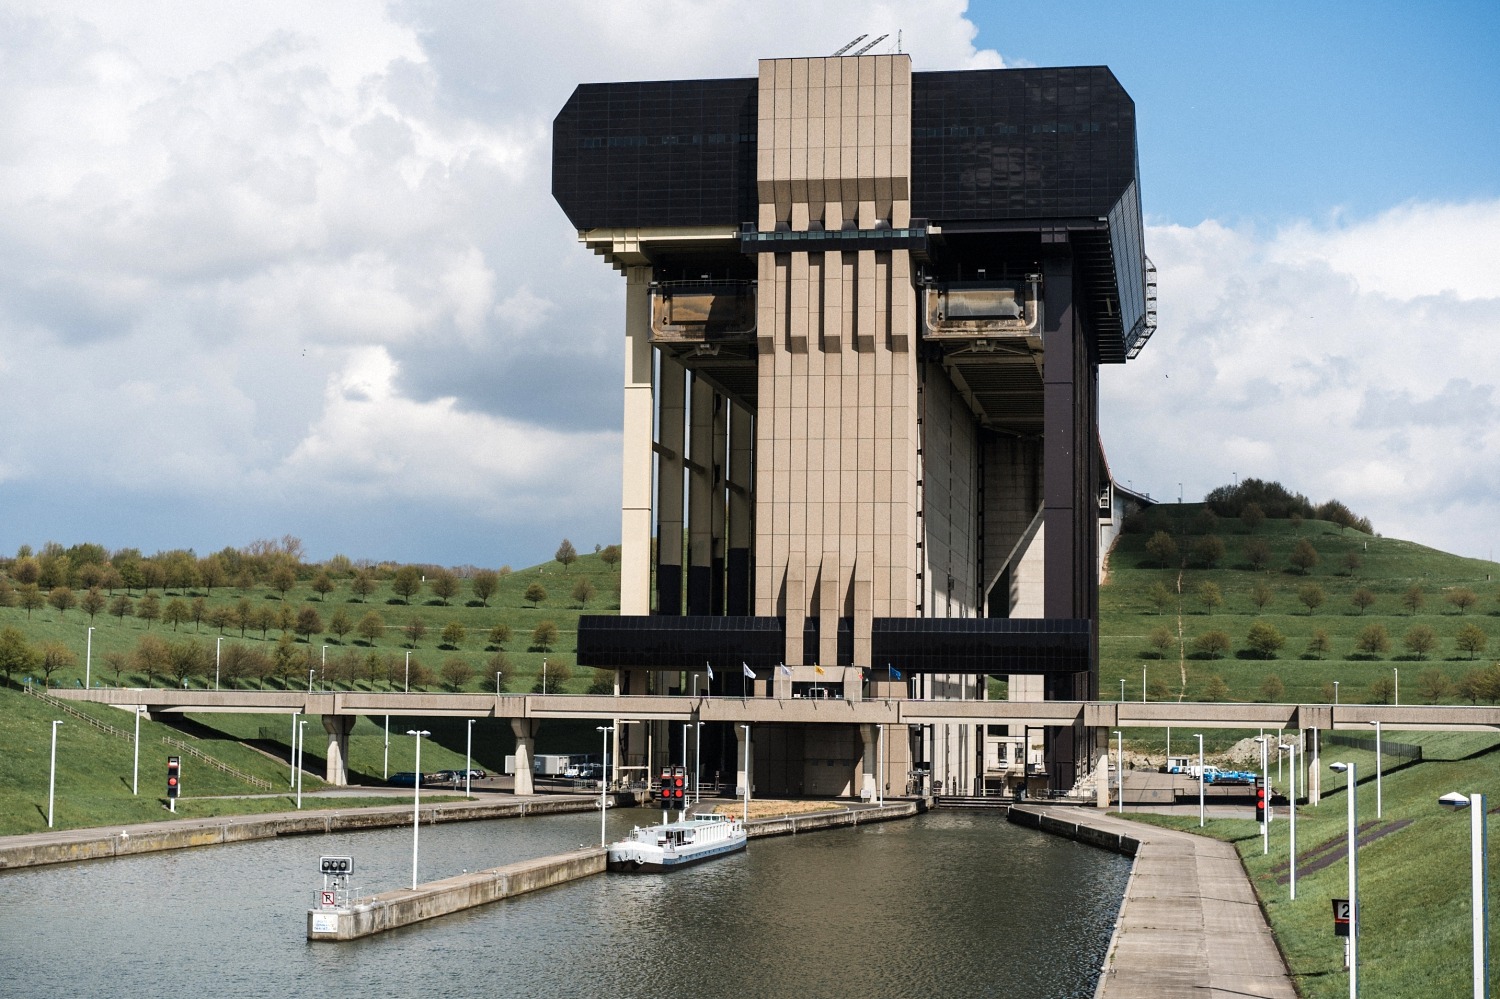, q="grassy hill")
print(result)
[0,552,622,835]
[0,552,622,695]
[1102,506,1499,744]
